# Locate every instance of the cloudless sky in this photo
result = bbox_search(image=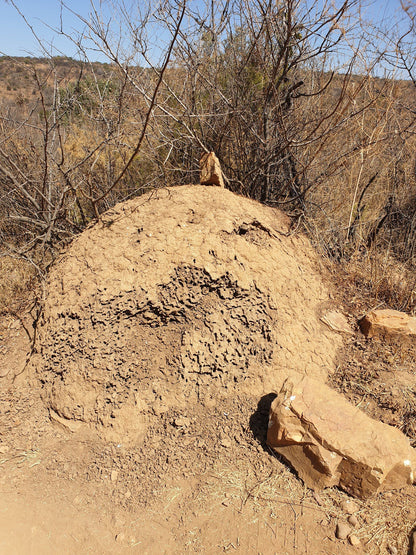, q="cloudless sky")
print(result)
[0,0,114,60]
[0,0,411,62]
